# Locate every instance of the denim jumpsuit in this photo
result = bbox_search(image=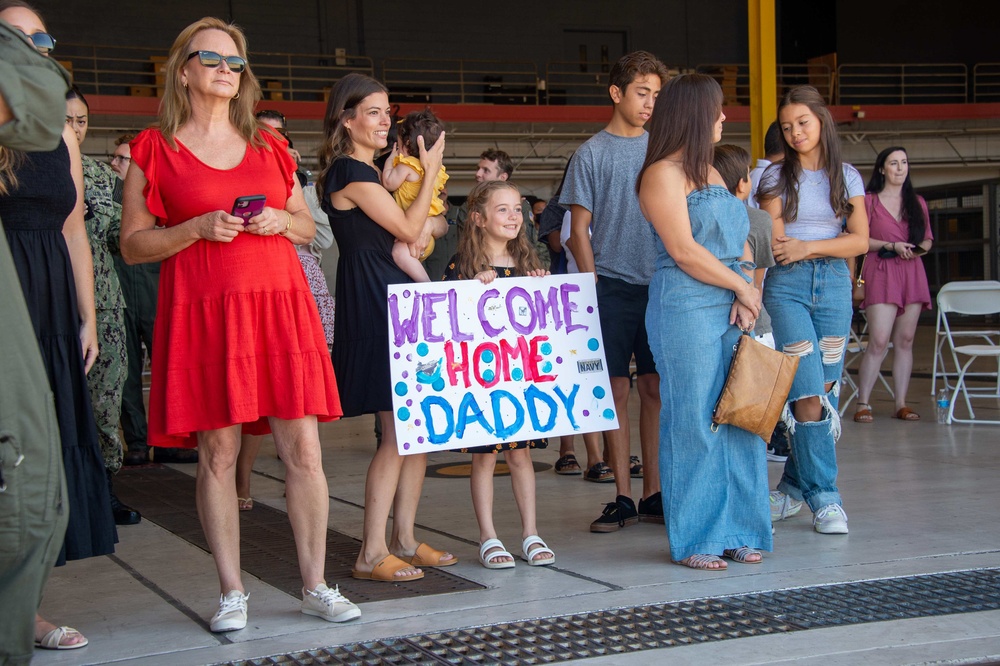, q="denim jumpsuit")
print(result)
[646,186,772,562]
